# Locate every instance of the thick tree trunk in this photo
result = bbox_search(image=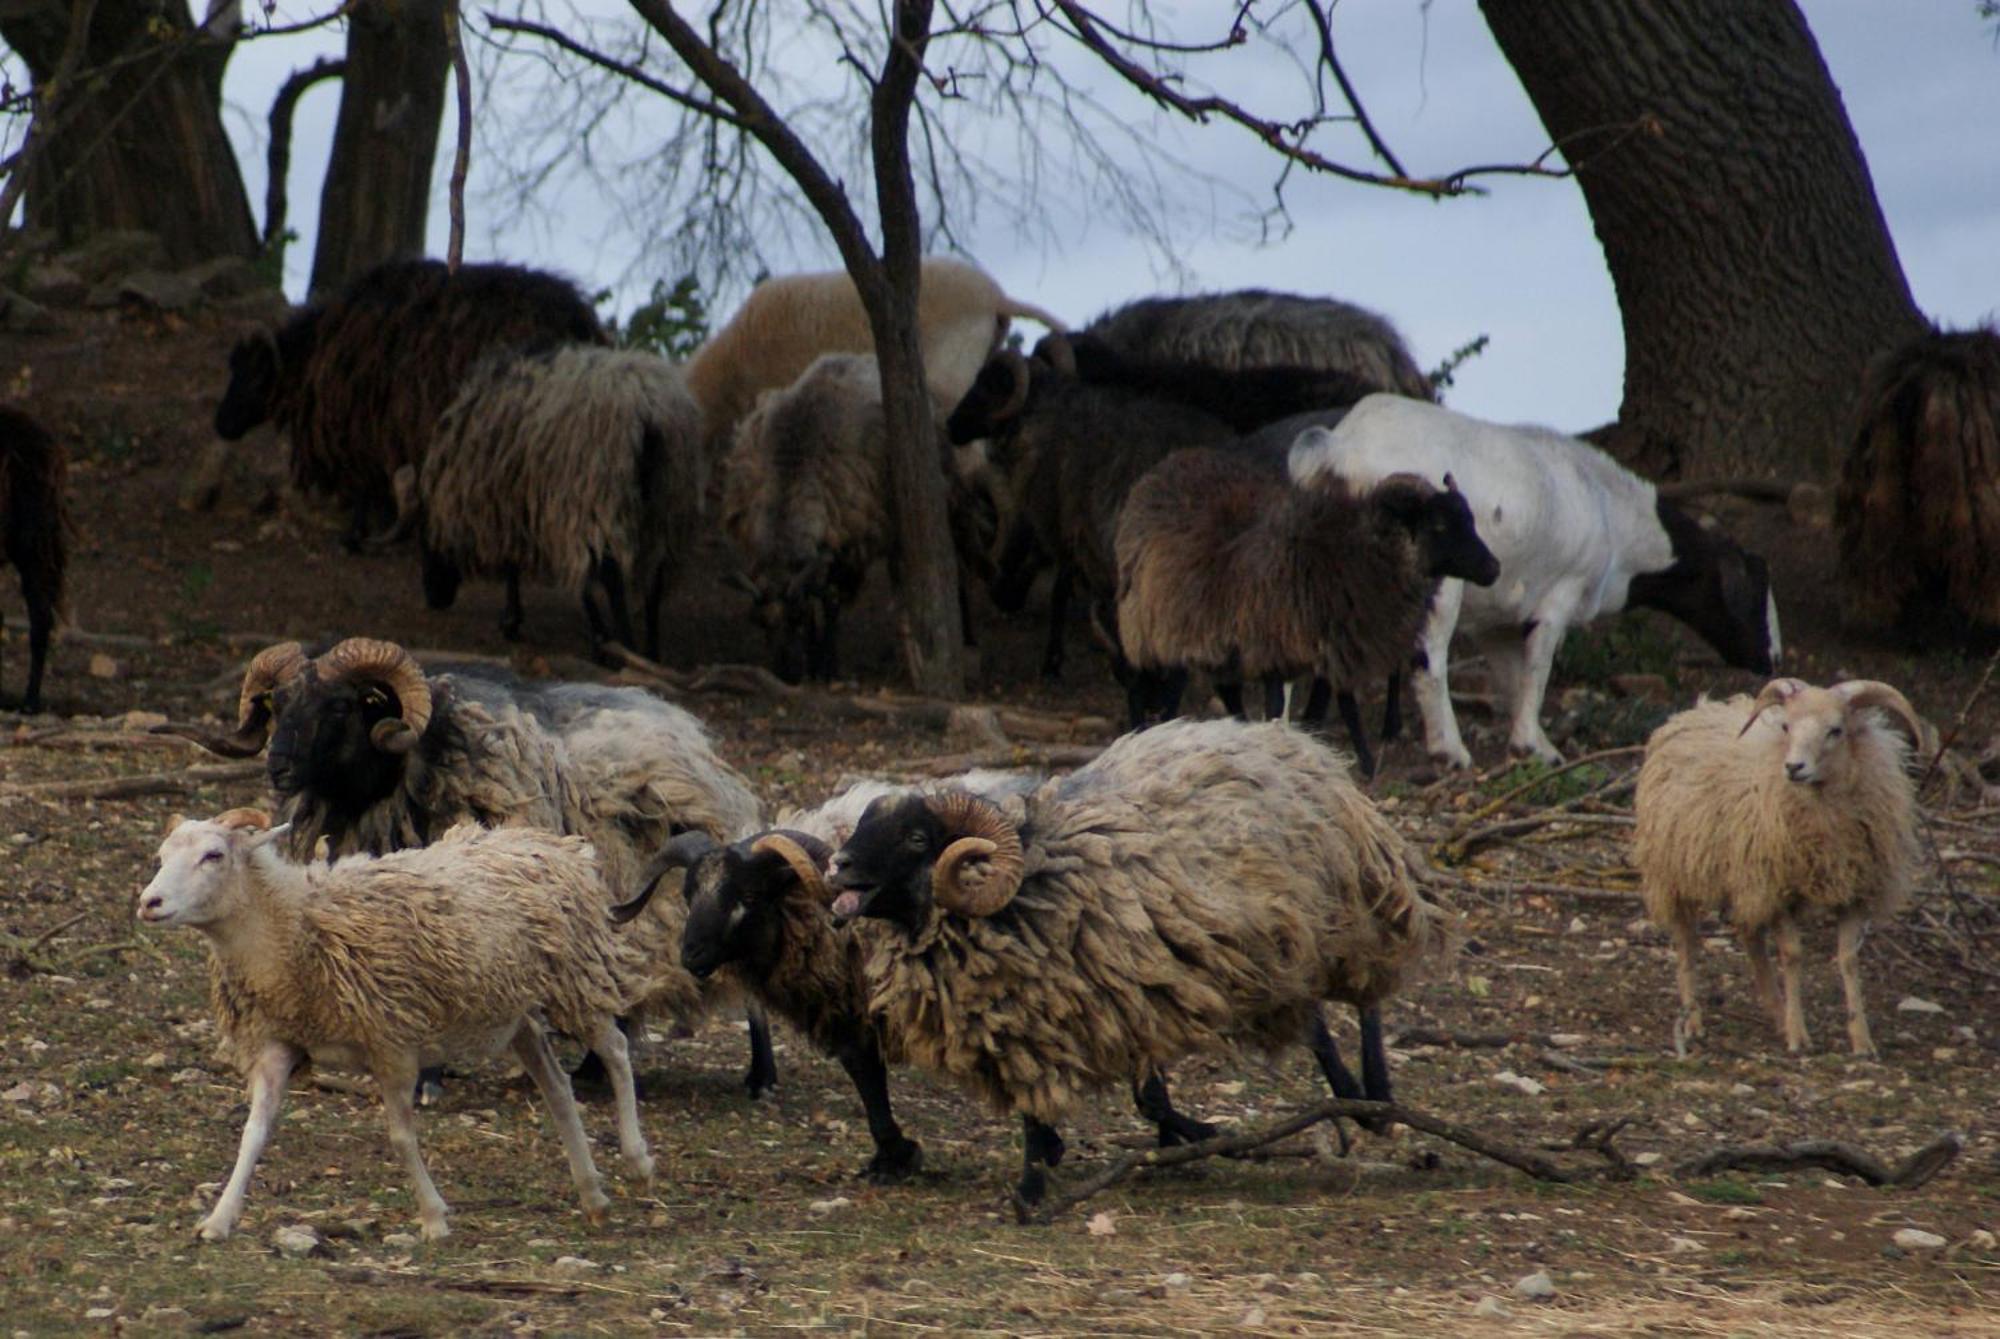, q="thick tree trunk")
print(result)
[308,0,449,298]
[0,0,257,263]
[1481,0,1926,481]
